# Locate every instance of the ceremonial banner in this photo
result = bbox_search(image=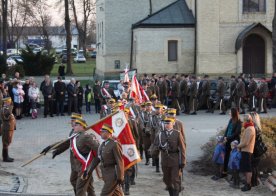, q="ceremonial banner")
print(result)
[130,74,149,103]
[90,111,141,170]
